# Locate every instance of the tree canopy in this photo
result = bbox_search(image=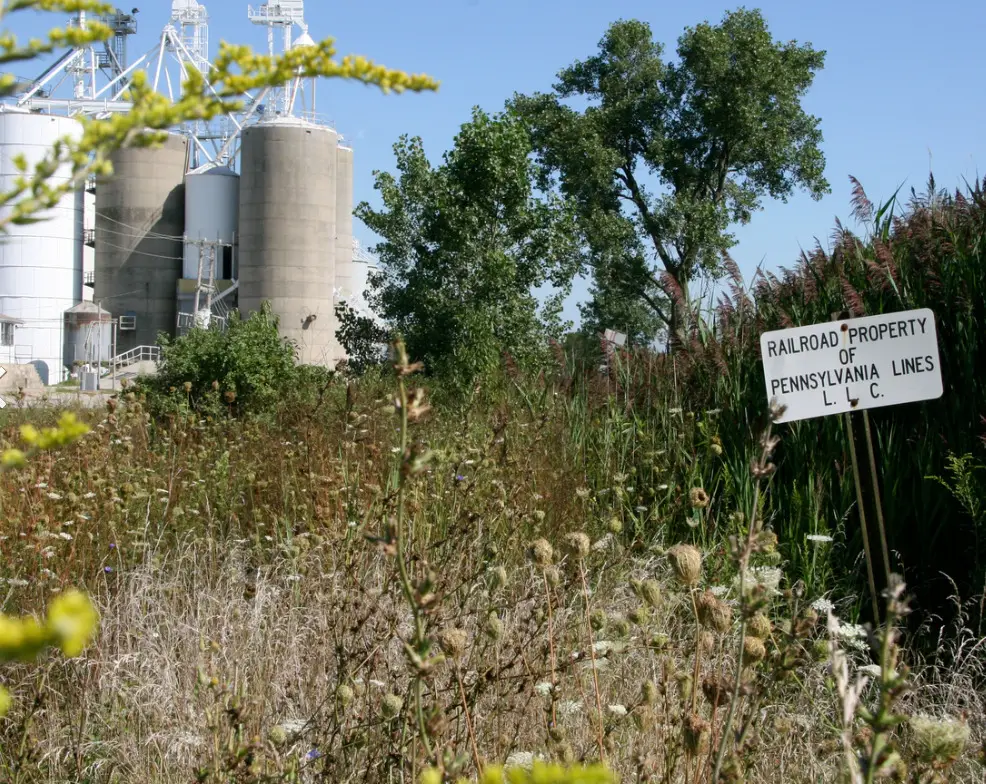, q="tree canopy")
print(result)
[348,107,581,391]
[510,7,829,344]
